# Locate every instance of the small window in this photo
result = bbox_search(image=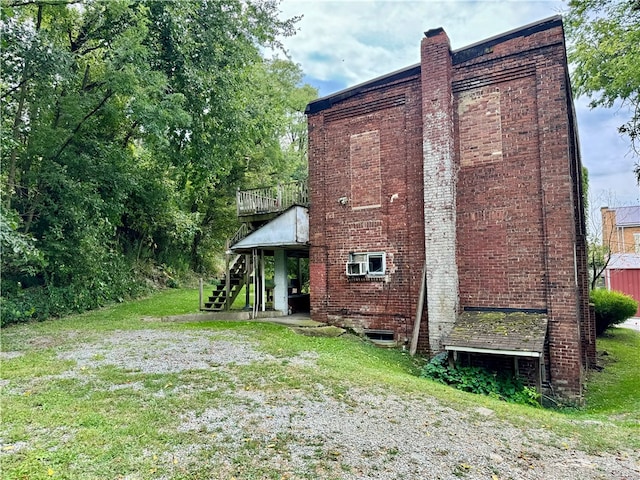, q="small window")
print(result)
[346,252,386,277]
[635,233,640,254]
[368,253,385,275]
